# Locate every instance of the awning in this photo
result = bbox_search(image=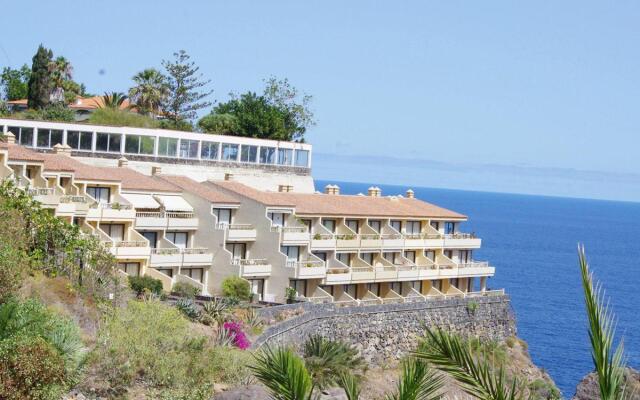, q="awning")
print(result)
[121,193,160,209]
[155,195,194,212]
